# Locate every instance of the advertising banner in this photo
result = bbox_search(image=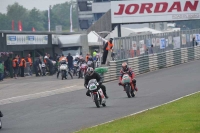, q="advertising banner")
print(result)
[160,38,166,49]
[111,0,200,24]
[182,34,186,45]
[7,34,48,45]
